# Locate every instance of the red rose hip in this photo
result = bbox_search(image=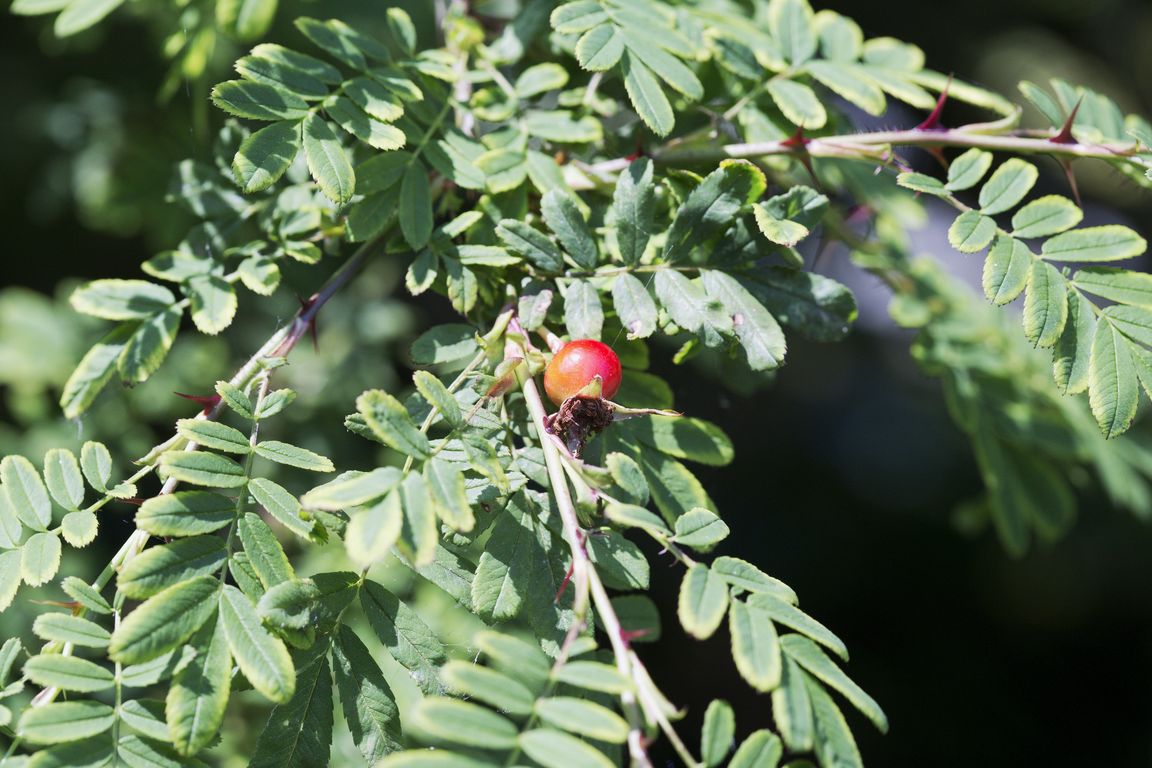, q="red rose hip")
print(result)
[543,339,622,406]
